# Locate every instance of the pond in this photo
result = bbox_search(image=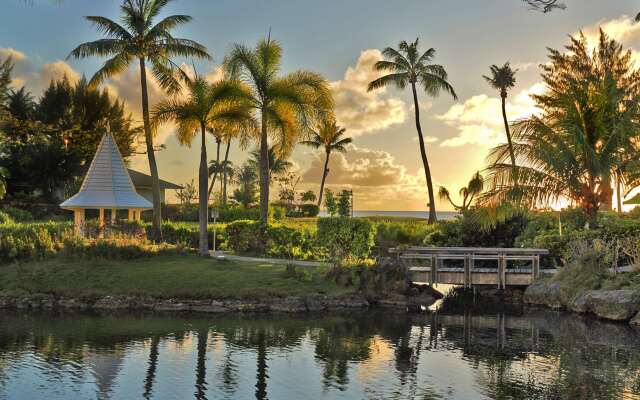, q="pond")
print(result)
[0,309,639,400]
